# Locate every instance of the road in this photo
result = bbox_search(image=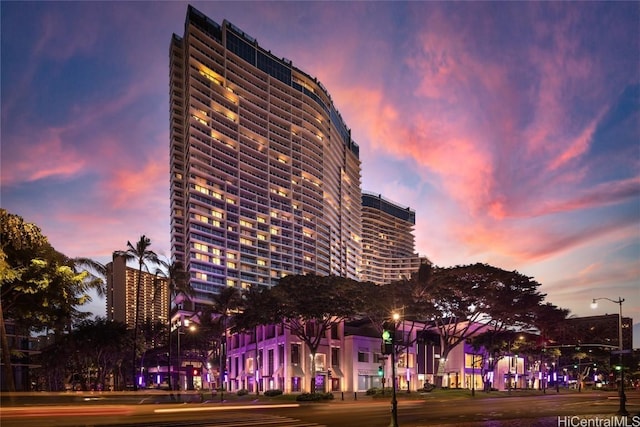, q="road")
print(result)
[1,390,638,427]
